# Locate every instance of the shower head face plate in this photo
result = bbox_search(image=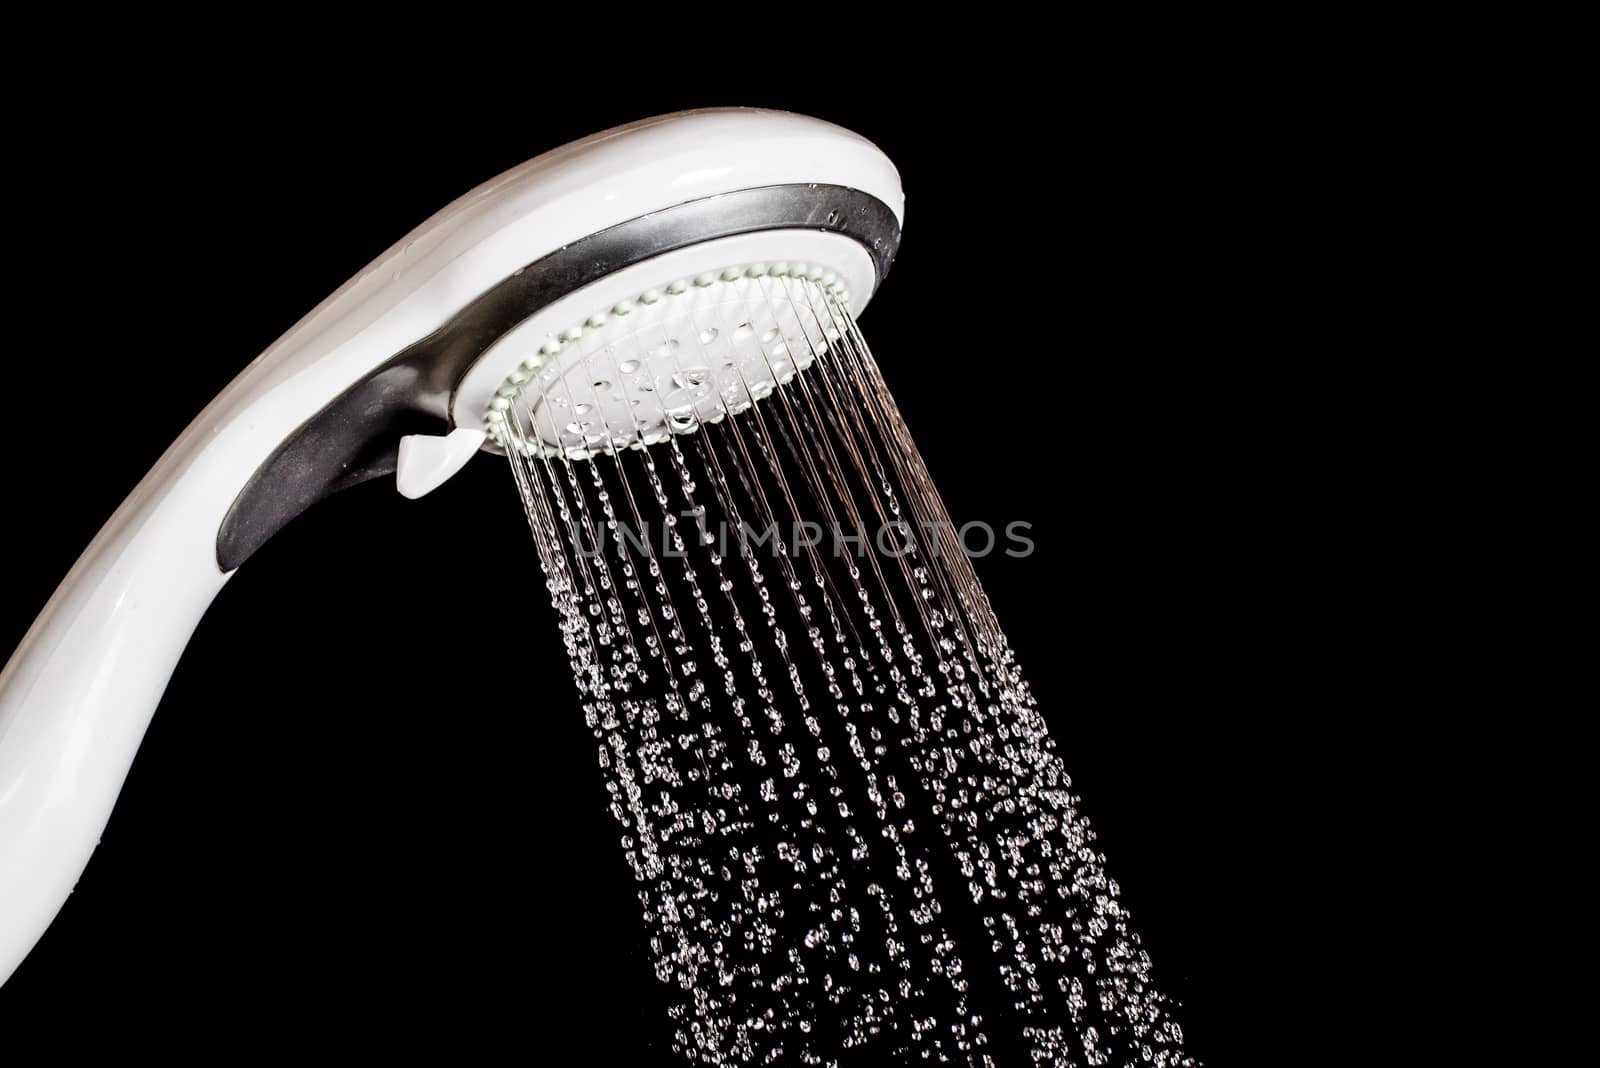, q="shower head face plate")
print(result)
[451,229,873,453]
[501,273,837,459]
